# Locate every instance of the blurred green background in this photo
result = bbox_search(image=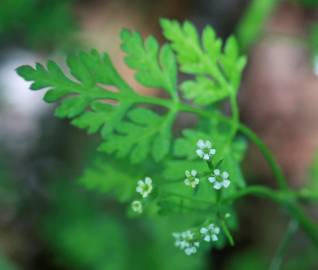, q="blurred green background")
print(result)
[1,0,318,269]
